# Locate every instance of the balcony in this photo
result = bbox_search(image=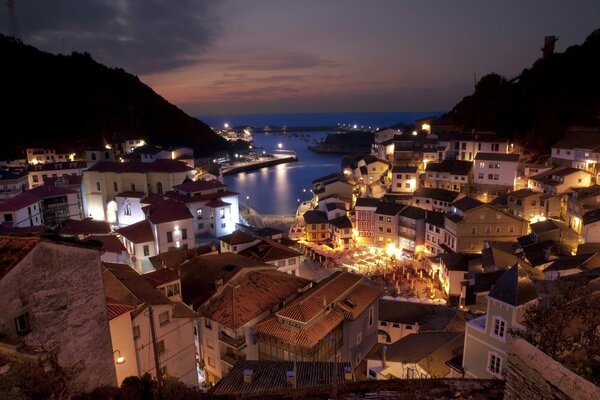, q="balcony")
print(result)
[467,315,486,332]
[219,332,246,349]
[221,352,246,366]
